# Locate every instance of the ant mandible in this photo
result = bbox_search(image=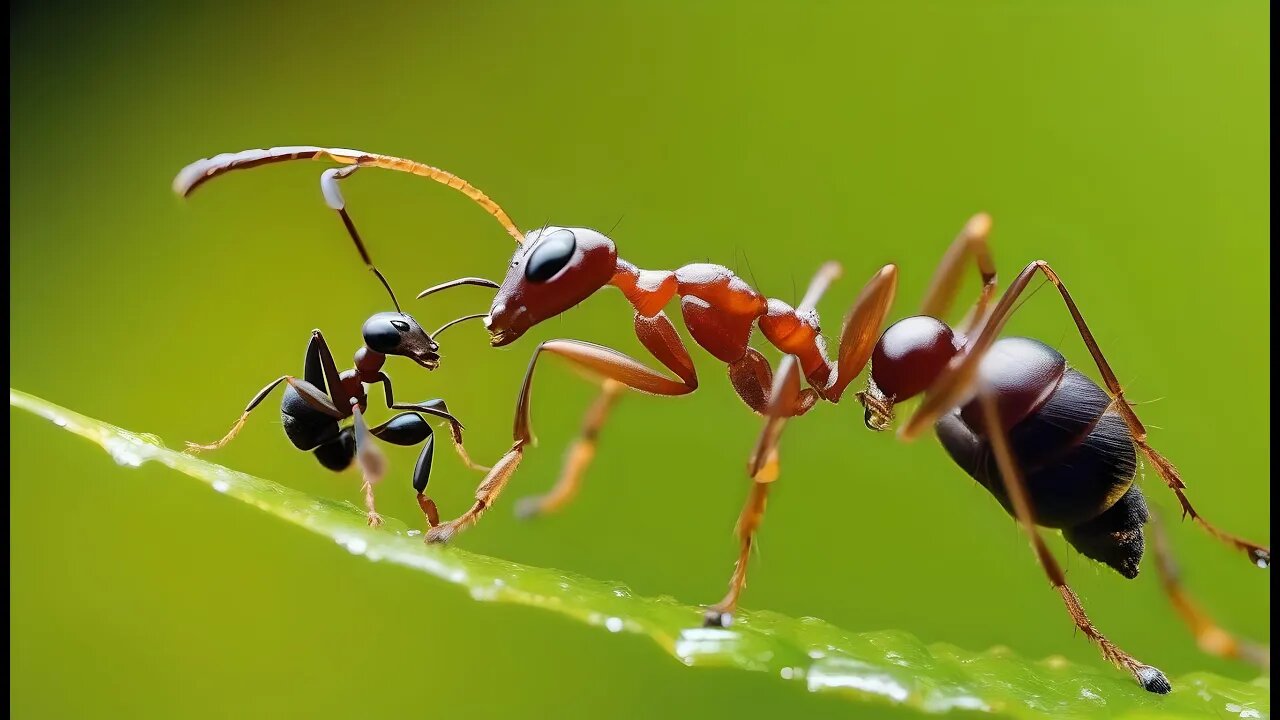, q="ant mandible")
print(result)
[177,154,495,526]
[173,147,1269,693]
